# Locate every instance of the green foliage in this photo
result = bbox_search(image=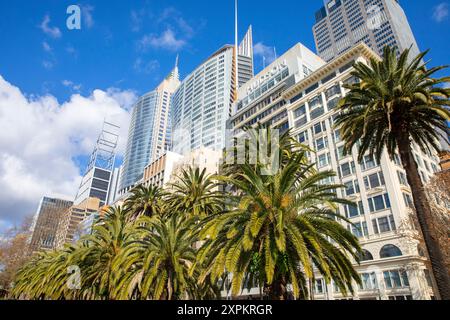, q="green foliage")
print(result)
[10,131,362,300]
